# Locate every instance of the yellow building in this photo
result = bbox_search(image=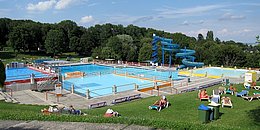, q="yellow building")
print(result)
[244,71,257,83]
